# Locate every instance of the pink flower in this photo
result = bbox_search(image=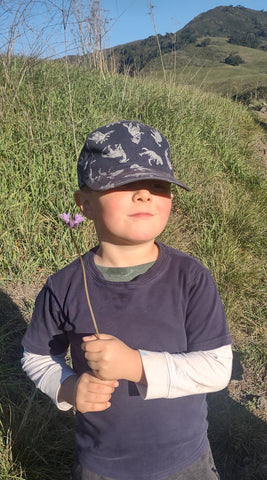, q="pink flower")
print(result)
[60,212,85,228]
